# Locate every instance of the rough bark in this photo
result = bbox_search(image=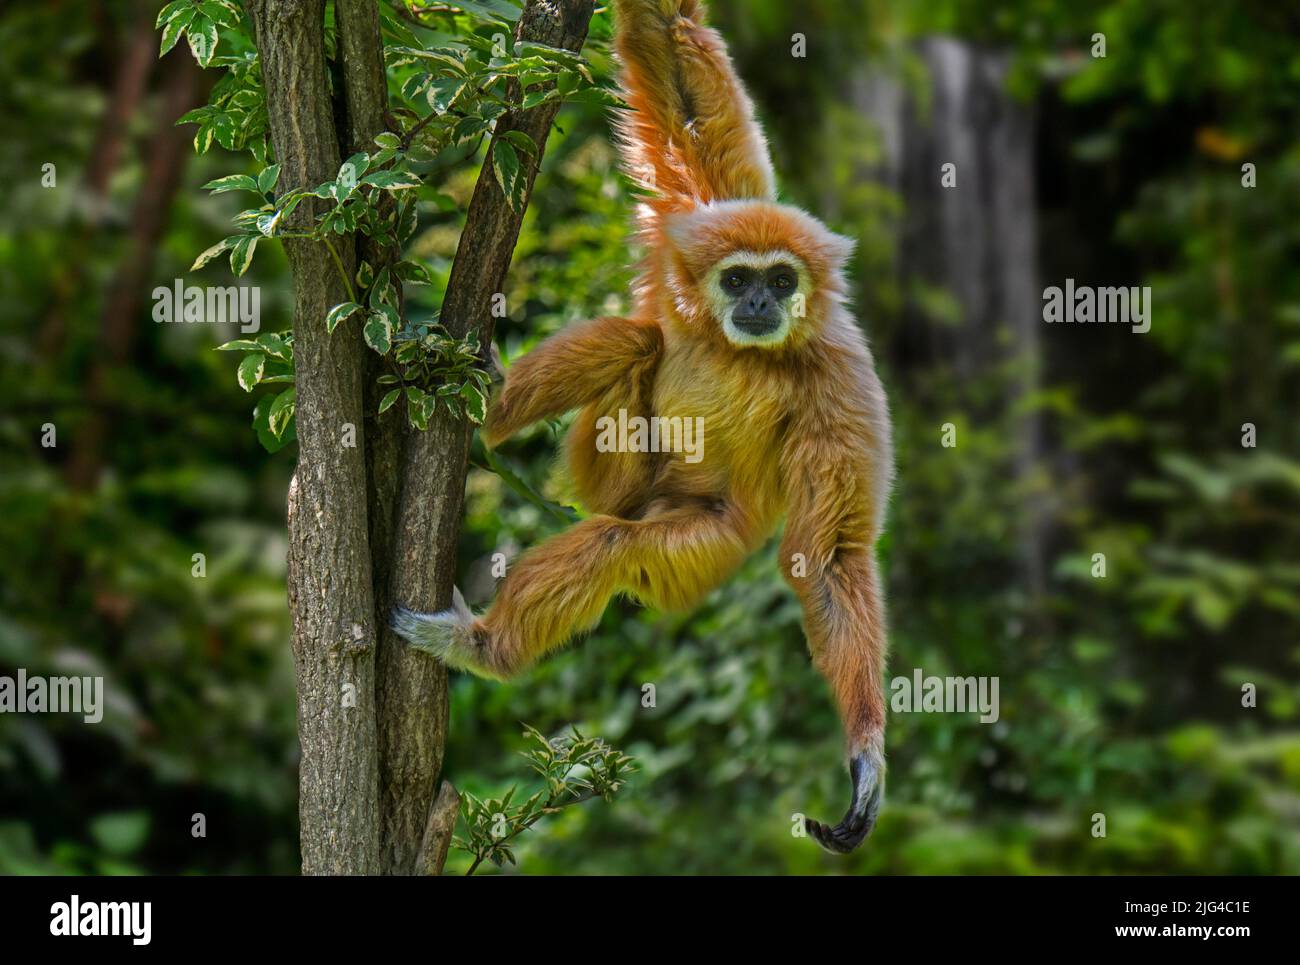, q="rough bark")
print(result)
[250,0,381,875]
[253,0,593,874]
[335,0,452,876]
[375,0,596,875]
